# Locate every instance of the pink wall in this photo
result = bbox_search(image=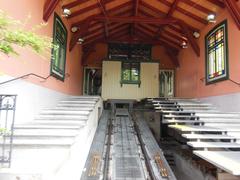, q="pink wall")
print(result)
[0,0,83,95]
[176,2,240,98]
